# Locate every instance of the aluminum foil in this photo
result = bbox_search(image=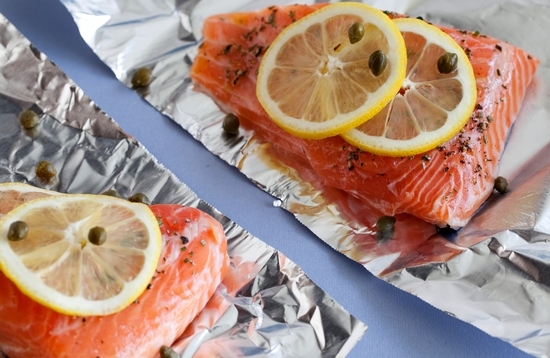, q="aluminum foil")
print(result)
[59,0,550,356]
[0,13,366,357]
